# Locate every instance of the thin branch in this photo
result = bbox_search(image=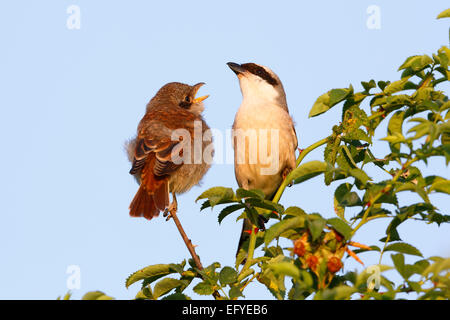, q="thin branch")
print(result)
[170,209,203,269]
[237,227,257,281]
[272,136,330,204]
[169,207,221,299]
